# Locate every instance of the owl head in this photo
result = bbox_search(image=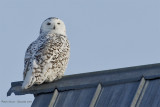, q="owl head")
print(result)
[40,17,66,35]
